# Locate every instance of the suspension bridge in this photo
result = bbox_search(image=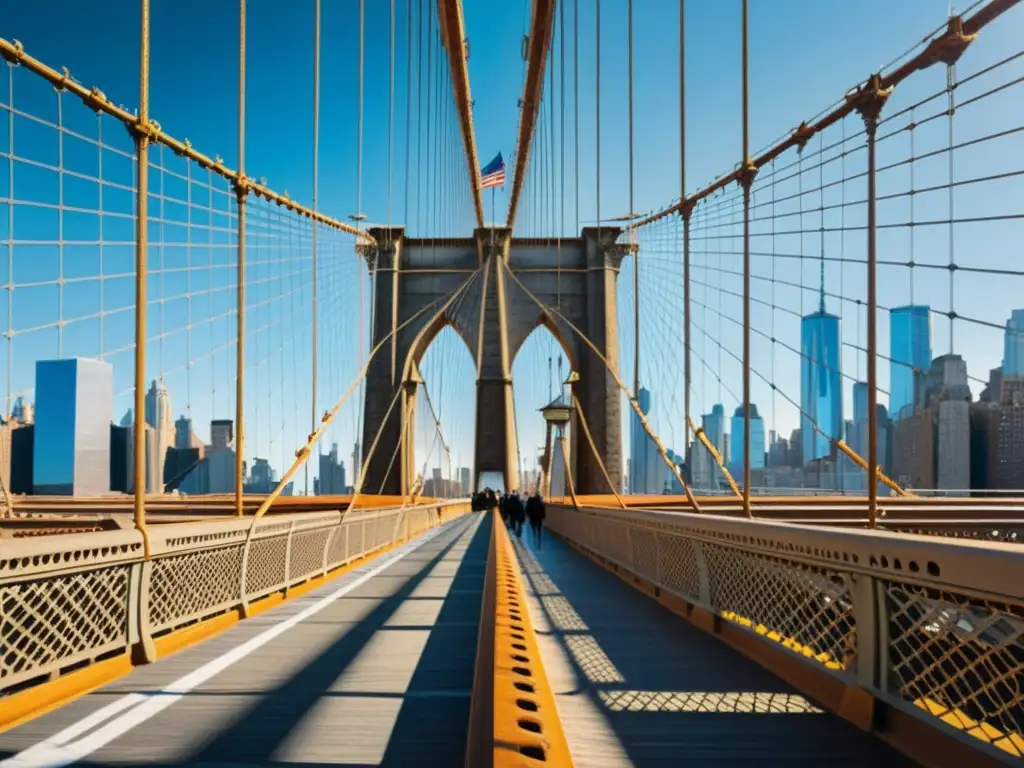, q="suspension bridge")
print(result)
[0,0,1022,765]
